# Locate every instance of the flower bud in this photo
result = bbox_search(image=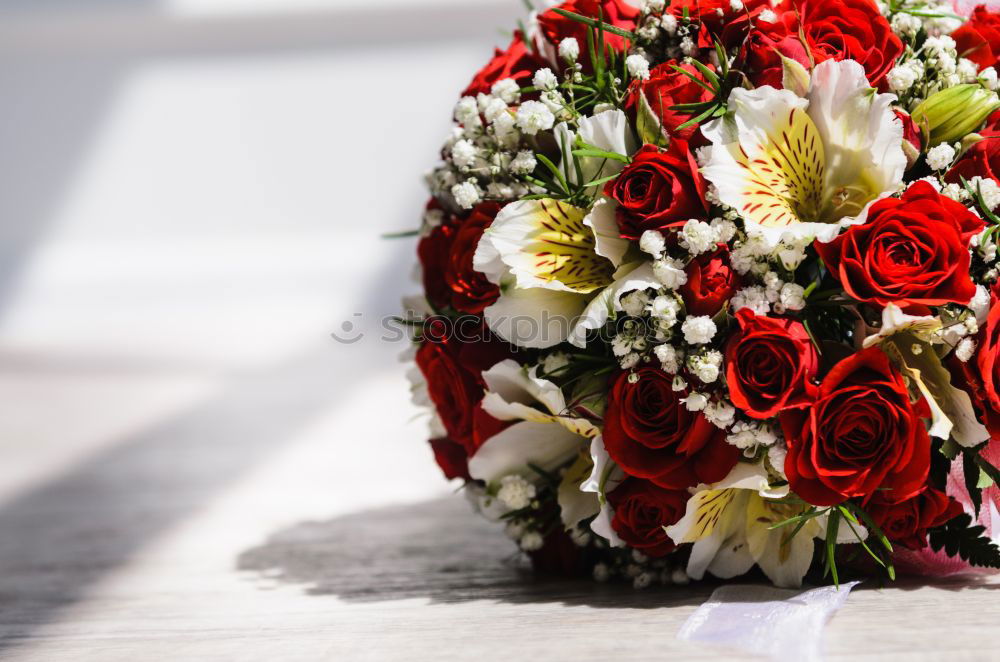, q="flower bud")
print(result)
[911,84,1000,147]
